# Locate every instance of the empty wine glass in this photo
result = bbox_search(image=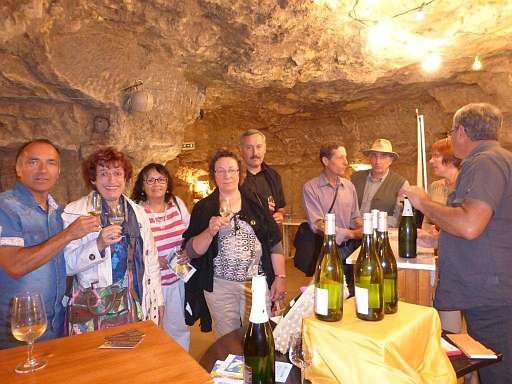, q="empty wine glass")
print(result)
[87,191,102,217]
[11,292,48,374]
[219,198,232,217]
[108,204,125,226]
[289,333,312,384]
